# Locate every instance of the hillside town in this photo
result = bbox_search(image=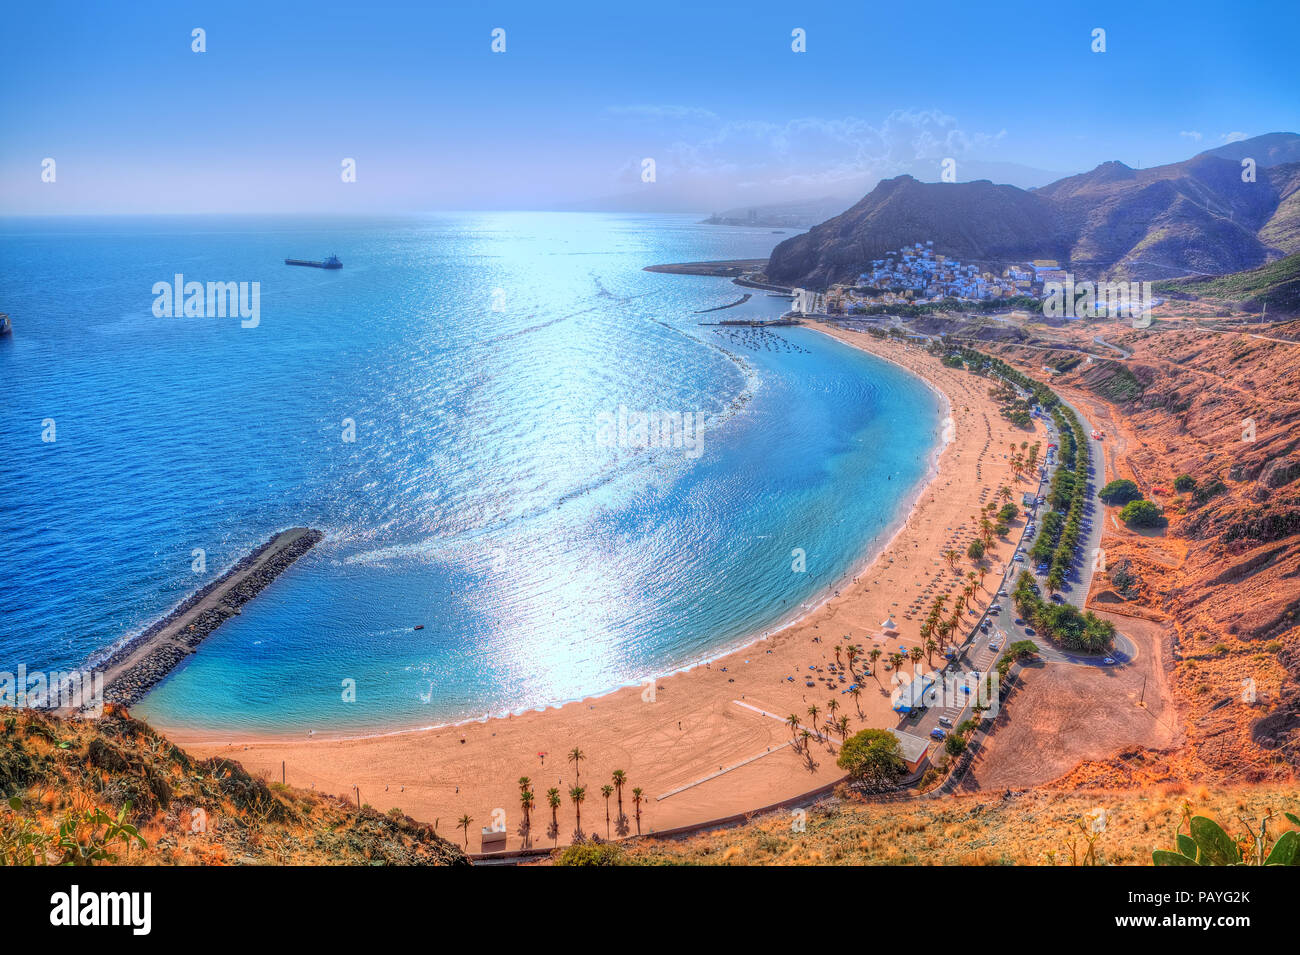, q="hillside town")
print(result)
[814,241,1062,313]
